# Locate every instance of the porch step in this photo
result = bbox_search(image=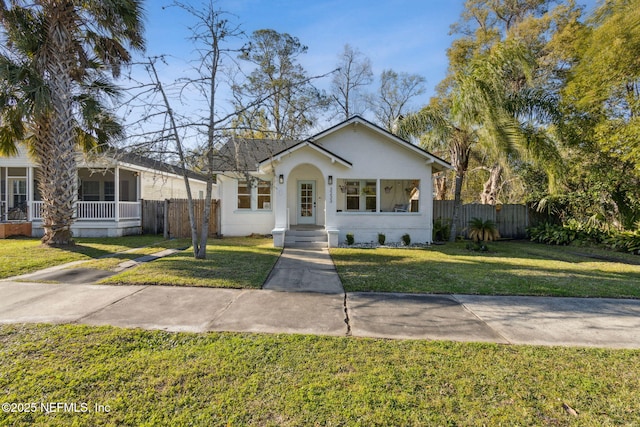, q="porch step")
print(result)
[284,229,327,248]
